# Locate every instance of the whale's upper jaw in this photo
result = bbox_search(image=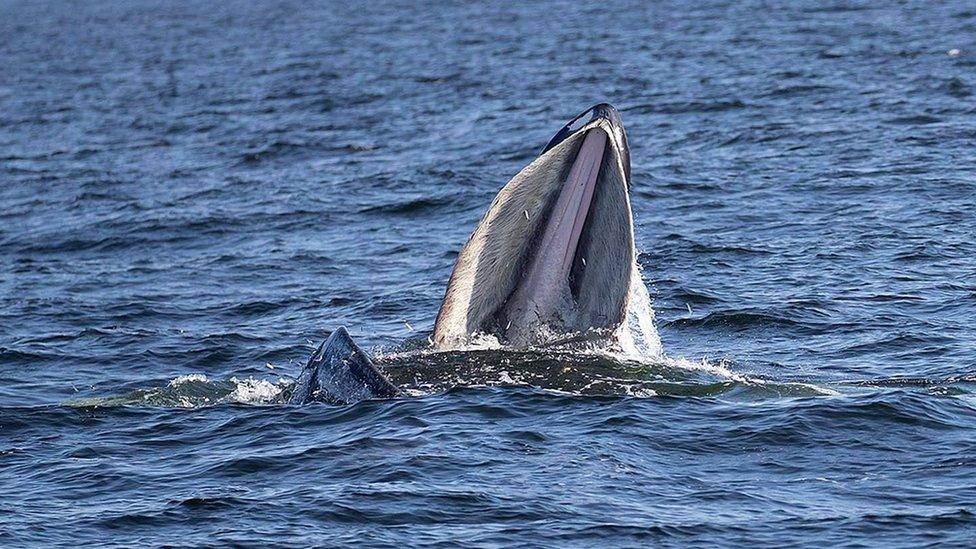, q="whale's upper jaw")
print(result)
[433,104,637,350]
[541,103,631,186]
